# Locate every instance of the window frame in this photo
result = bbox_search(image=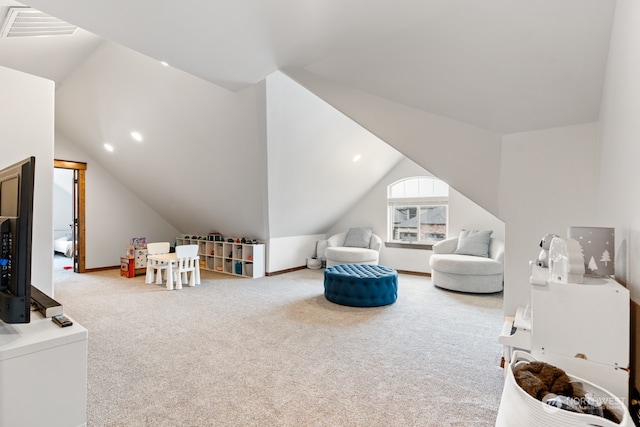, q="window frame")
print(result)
[387,176,449,247]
